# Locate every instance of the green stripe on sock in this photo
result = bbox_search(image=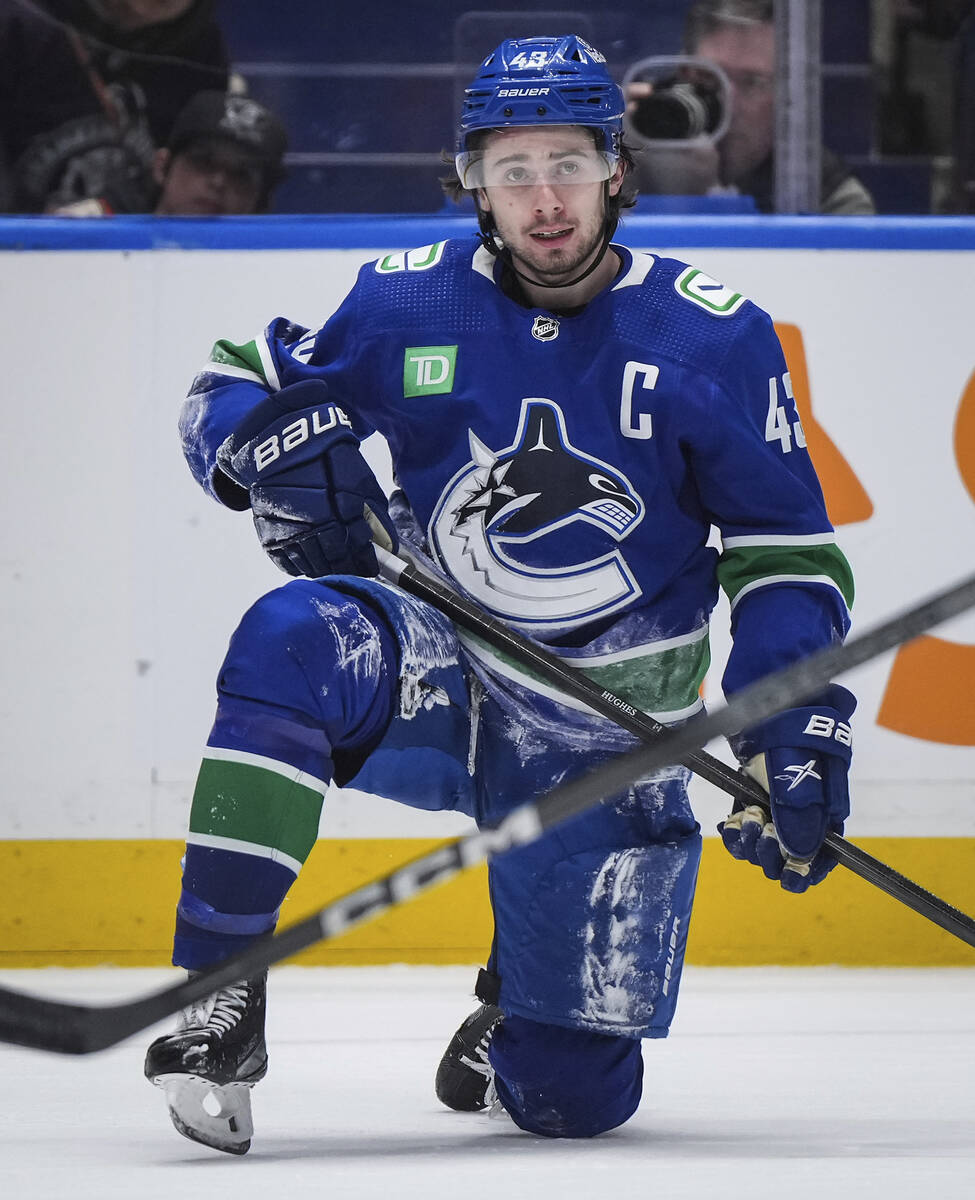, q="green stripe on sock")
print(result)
[188,758,324,865]
[718,542,855,609]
